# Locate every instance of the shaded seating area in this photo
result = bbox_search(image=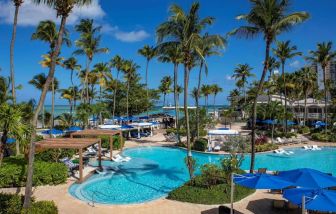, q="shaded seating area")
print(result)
[35,138,102,183]
[70,129,123,161]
